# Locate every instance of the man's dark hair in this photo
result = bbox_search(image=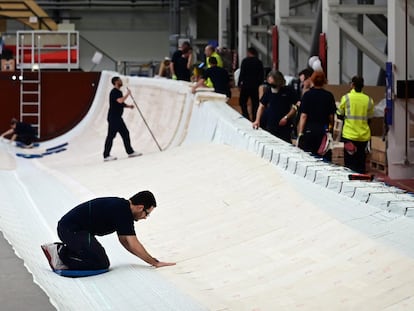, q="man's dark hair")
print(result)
[181,41,192,54]
[130,191,157,209]
[208,56,218,65]
[181,41,191,48]
[298,68,314,80]
[351,75,364,92]
[247,47,258,57]
[111,76,120,85]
